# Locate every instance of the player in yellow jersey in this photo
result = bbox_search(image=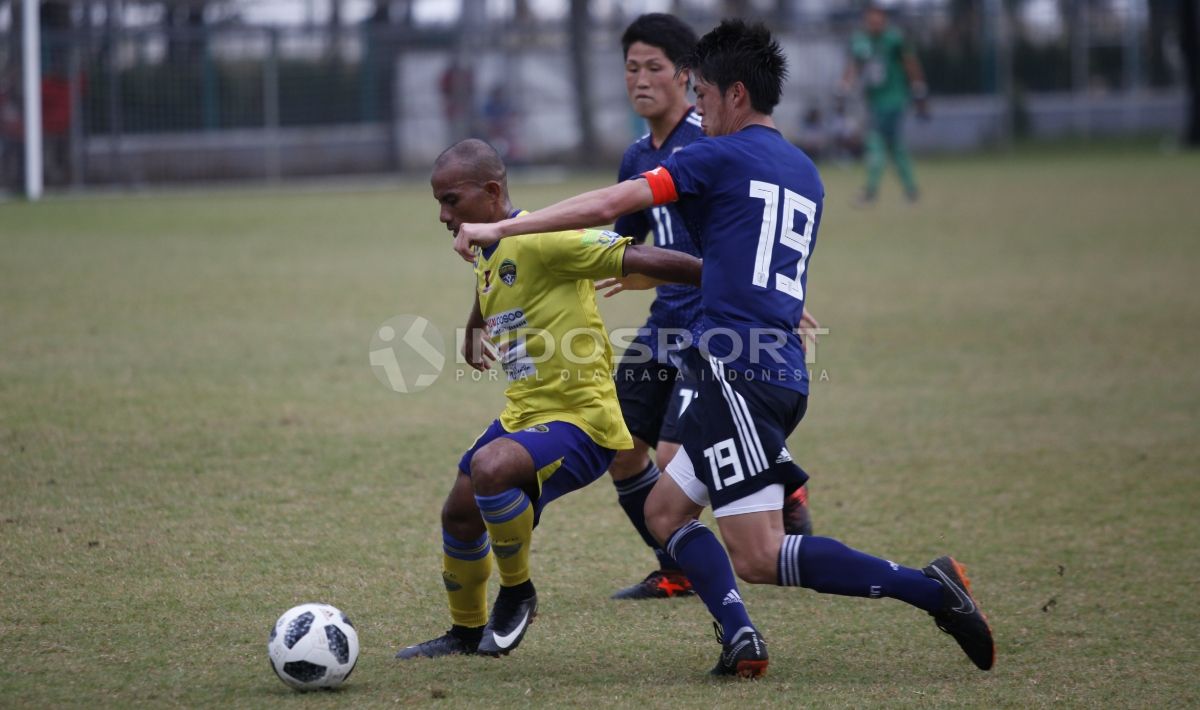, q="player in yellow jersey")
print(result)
[396,139,702,659]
